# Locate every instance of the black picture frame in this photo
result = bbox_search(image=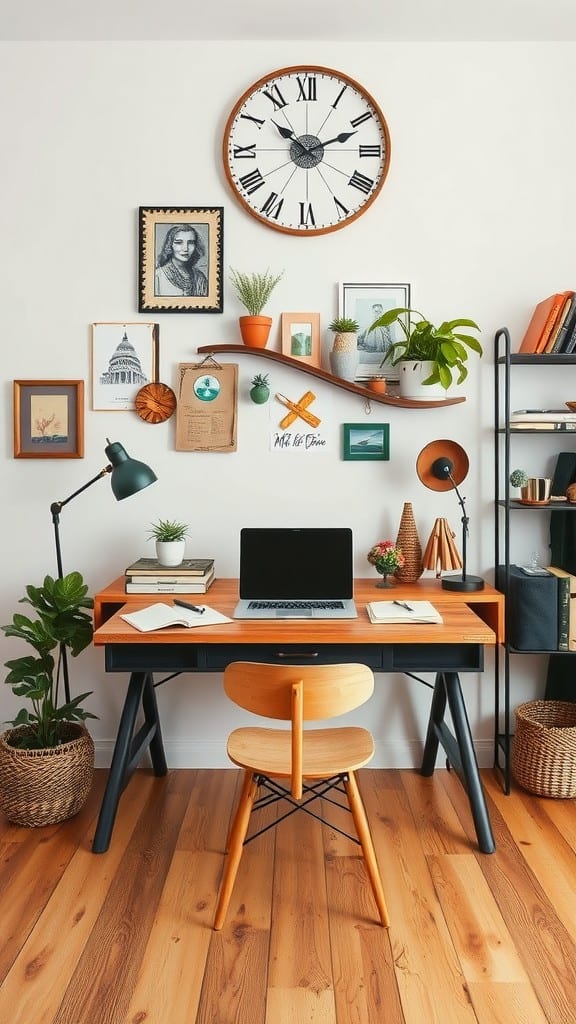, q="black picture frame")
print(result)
[138,206,224,313]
